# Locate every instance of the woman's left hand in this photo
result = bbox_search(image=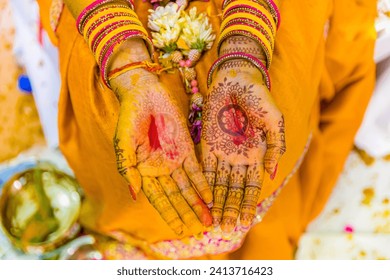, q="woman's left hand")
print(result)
[201,63,286,233]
